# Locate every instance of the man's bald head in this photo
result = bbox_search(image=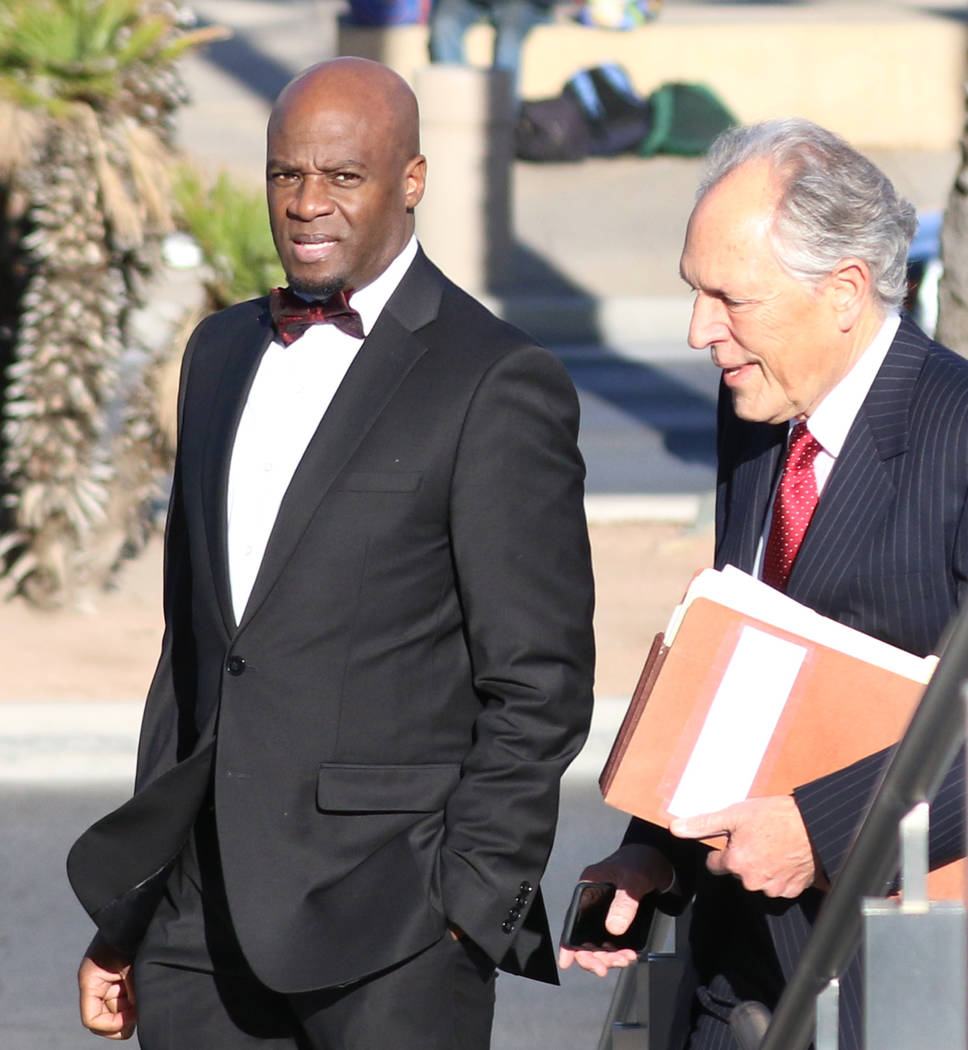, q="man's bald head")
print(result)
[265,58,426,299]
[270,58,420,164]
